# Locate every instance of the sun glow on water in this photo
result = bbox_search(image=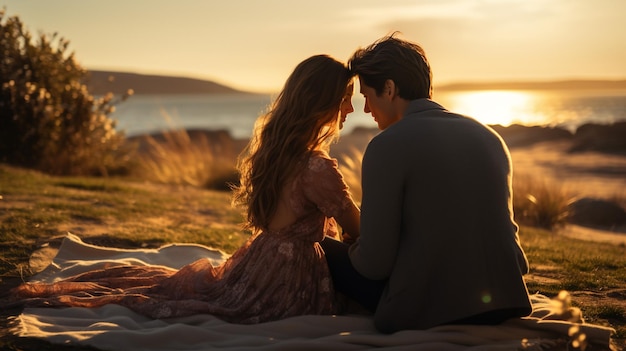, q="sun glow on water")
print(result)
[436,90,549,127]
[112,89,625,138]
